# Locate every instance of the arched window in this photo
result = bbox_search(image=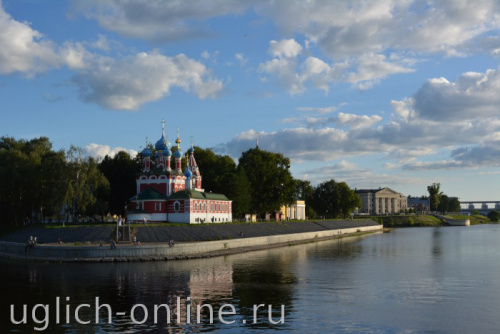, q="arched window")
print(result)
[195,202,198,210]
[174,202,180,211]
[203,203,206,211]
[218,204,221,211]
